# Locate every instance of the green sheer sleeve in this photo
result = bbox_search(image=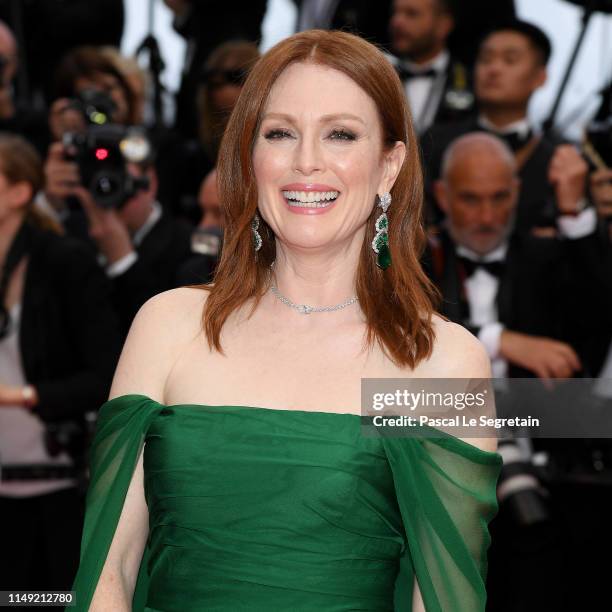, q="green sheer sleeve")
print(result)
[382,431,502,612]
[69,395,162,612]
